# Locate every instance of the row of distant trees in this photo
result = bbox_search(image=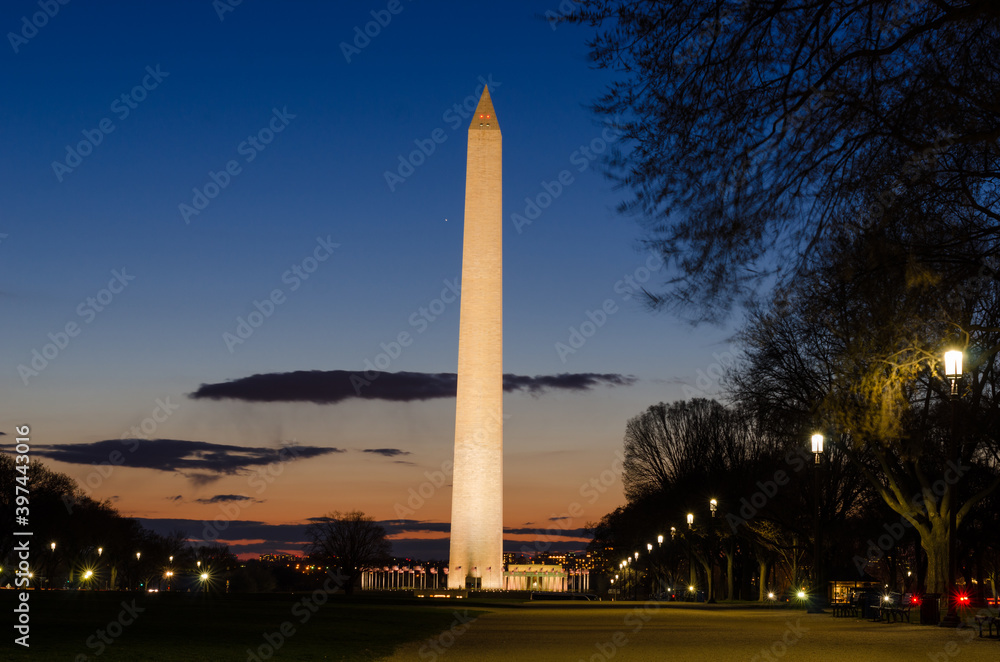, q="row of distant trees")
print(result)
[0,453,243,590]
[573,0,1000,599]
[0,454,391,594]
